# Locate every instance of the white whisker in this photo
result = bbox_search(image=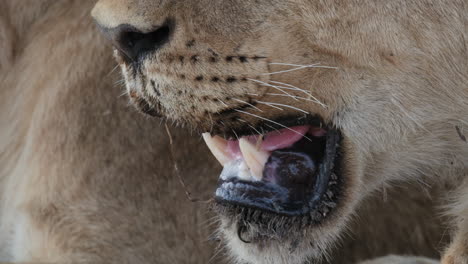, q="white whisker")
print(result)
[248,124,263,136]
[107,64,121,77]
[259,83,313,96]
[219,121,227,127]
[235,110,312,141]
[262,65,310,76]
[209,113,214,132]
[207,243,225,264]
[265,93,327,108]
[270,62,339,70]
[249,93,327,108]
[118,91,128,98]
[268,81,327,108]
[256,101,284,111]
[232,98,263,112]
[232,129,239,140]
[114,79,126,86]
[269,80,313,96]
[270,62,319,67]
[248,79,298,101]
[218,99,229,107]
[269,80,296,88]
[256,101,309,114]
[264,123,280,134]
[263,63,338,76]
